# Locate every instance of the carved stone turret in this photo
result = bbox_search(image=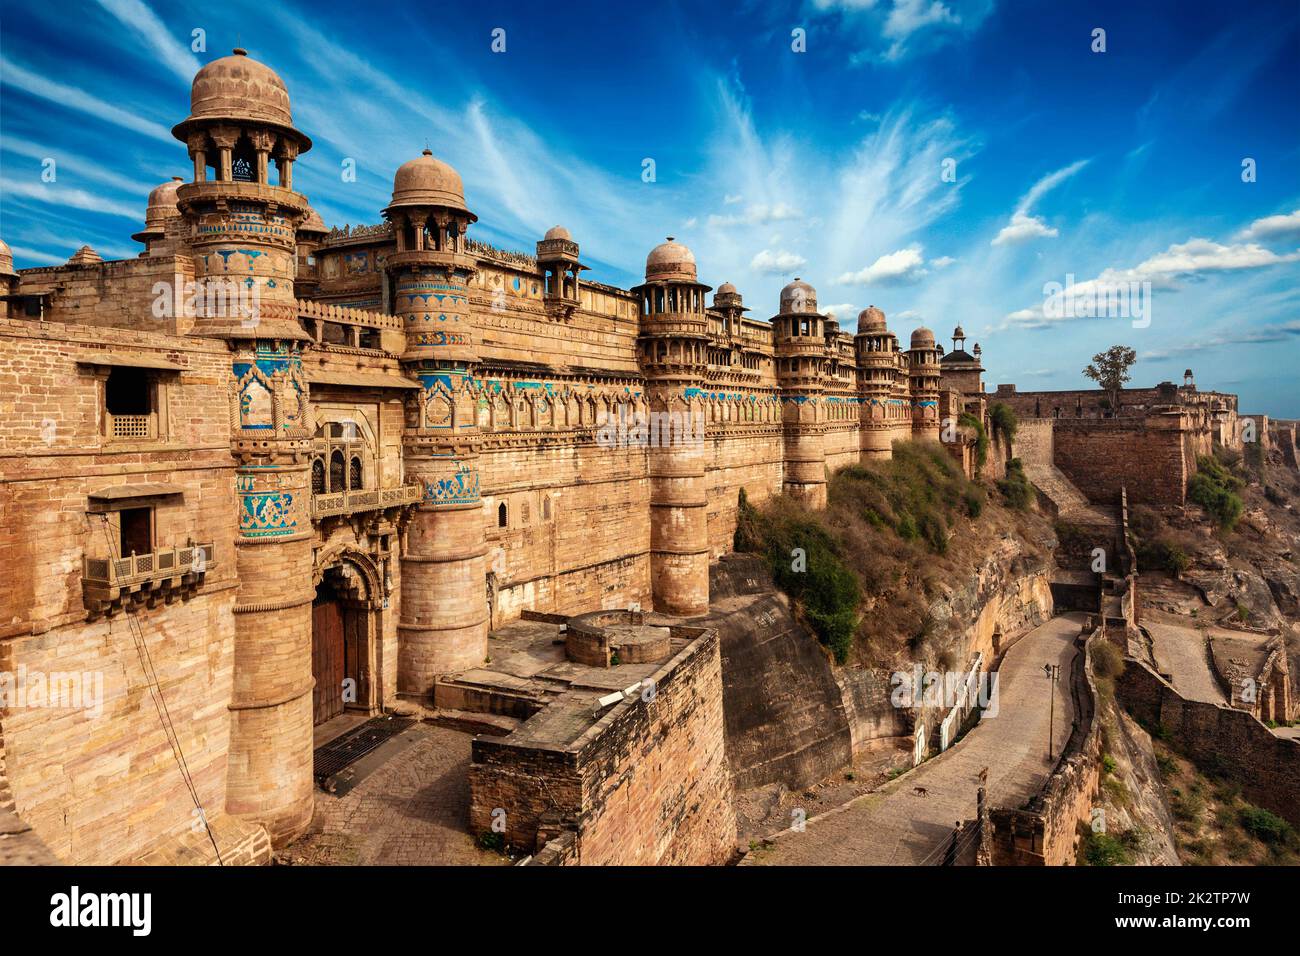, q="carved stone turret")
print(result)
[632,238,711,617]
[773,278,827,508]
